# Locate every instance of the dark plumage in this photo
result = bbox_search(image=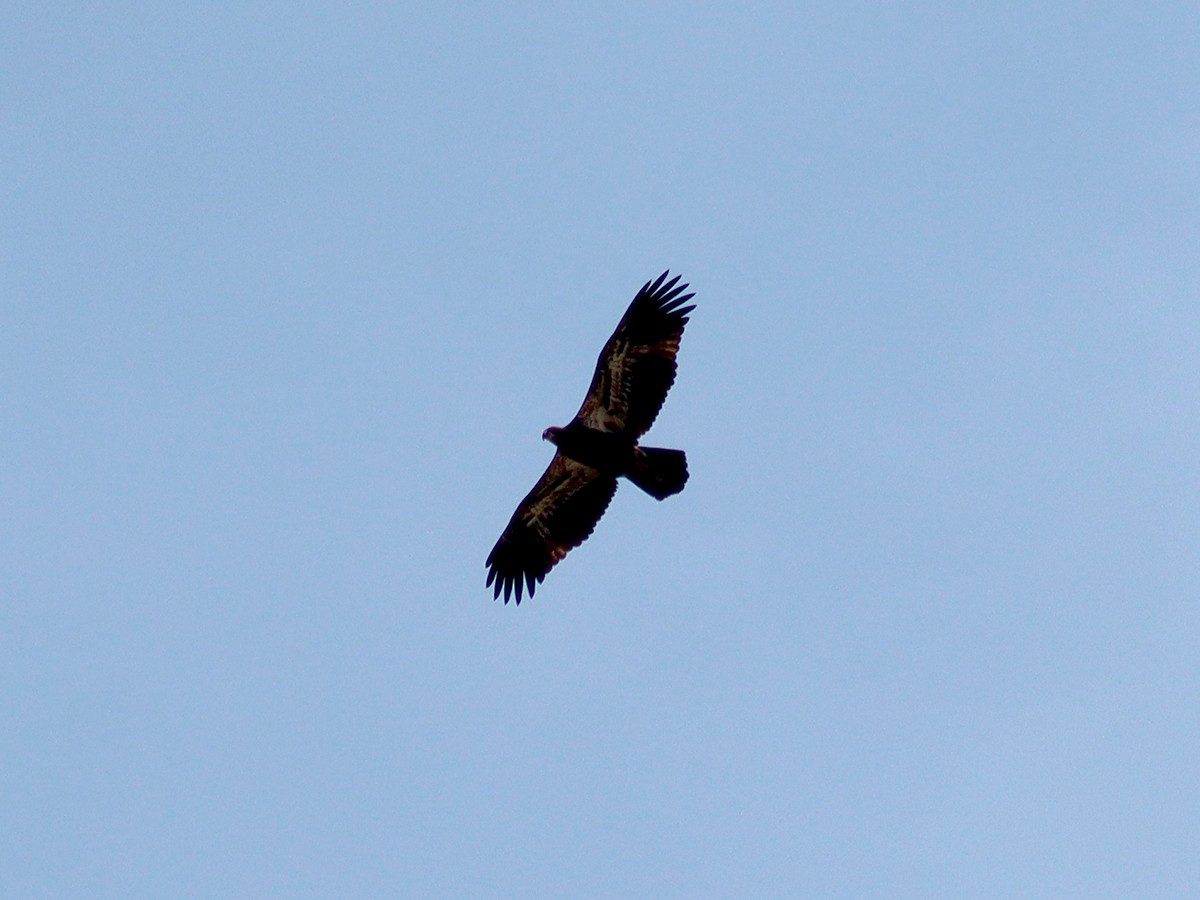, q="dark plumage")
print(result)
[485,271,696,604]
